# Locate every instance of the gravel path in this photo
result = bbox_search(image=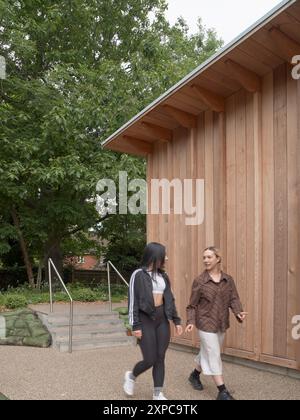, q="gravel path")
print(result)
[0,343,300,400]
